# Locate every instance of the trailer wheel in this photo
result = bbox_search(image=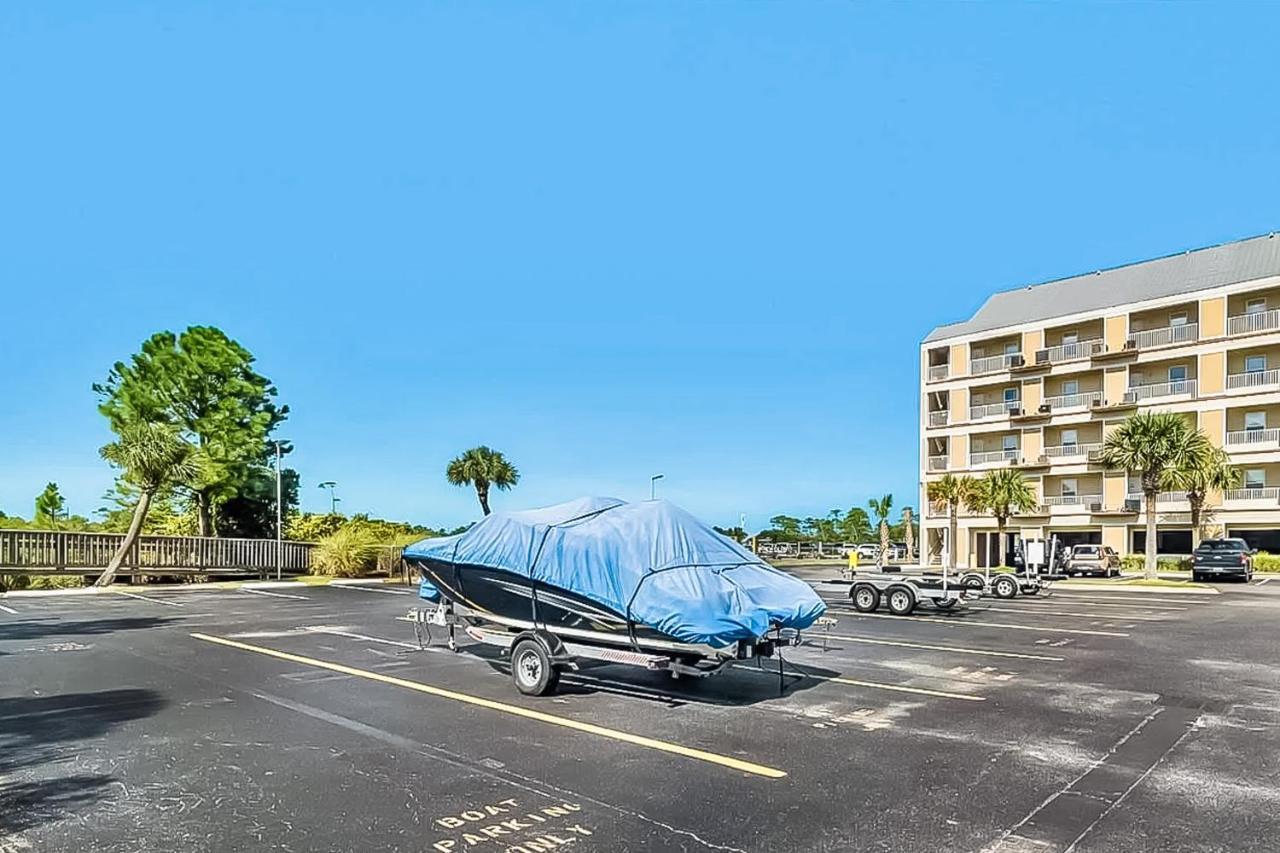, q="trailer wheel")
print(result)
[511,638,560,696]
[851,584,880,612]
[961,574,985,591]
[886,586,916,616]
[992,575,1018,599]
[934,599,957,611]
